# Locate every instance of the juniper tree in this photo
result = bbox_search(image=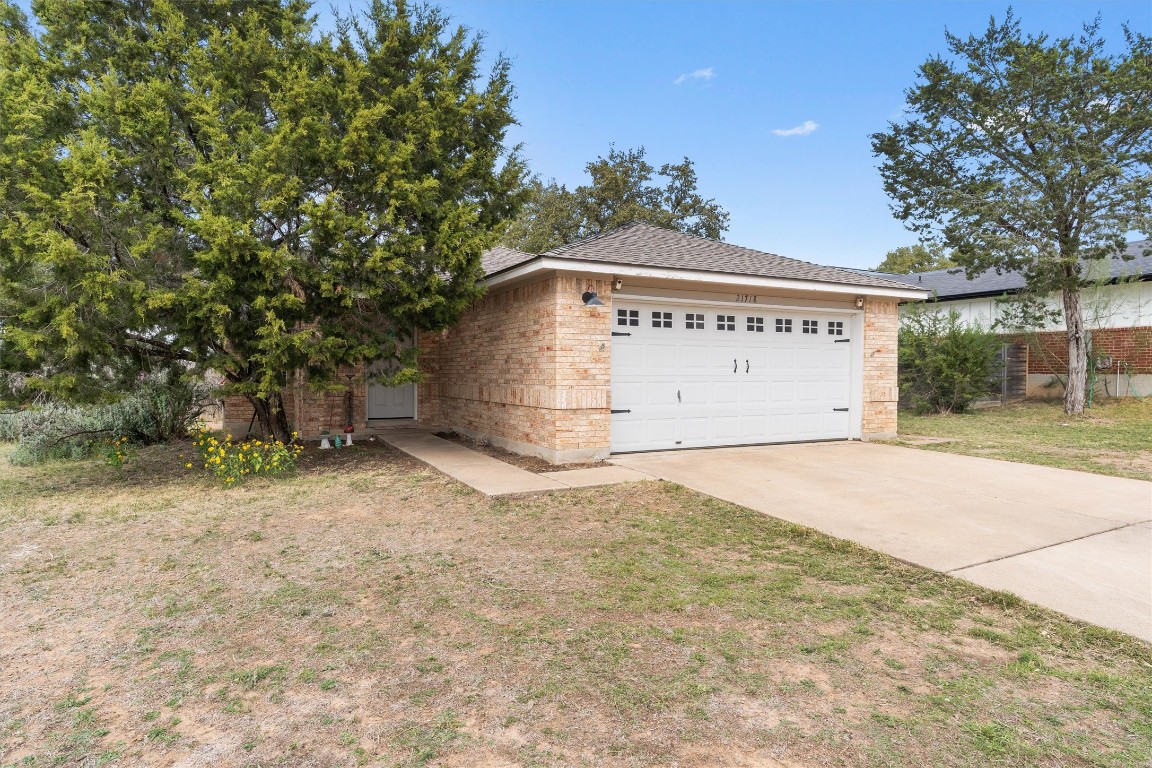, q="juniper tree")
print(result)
[0,0,524,438]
